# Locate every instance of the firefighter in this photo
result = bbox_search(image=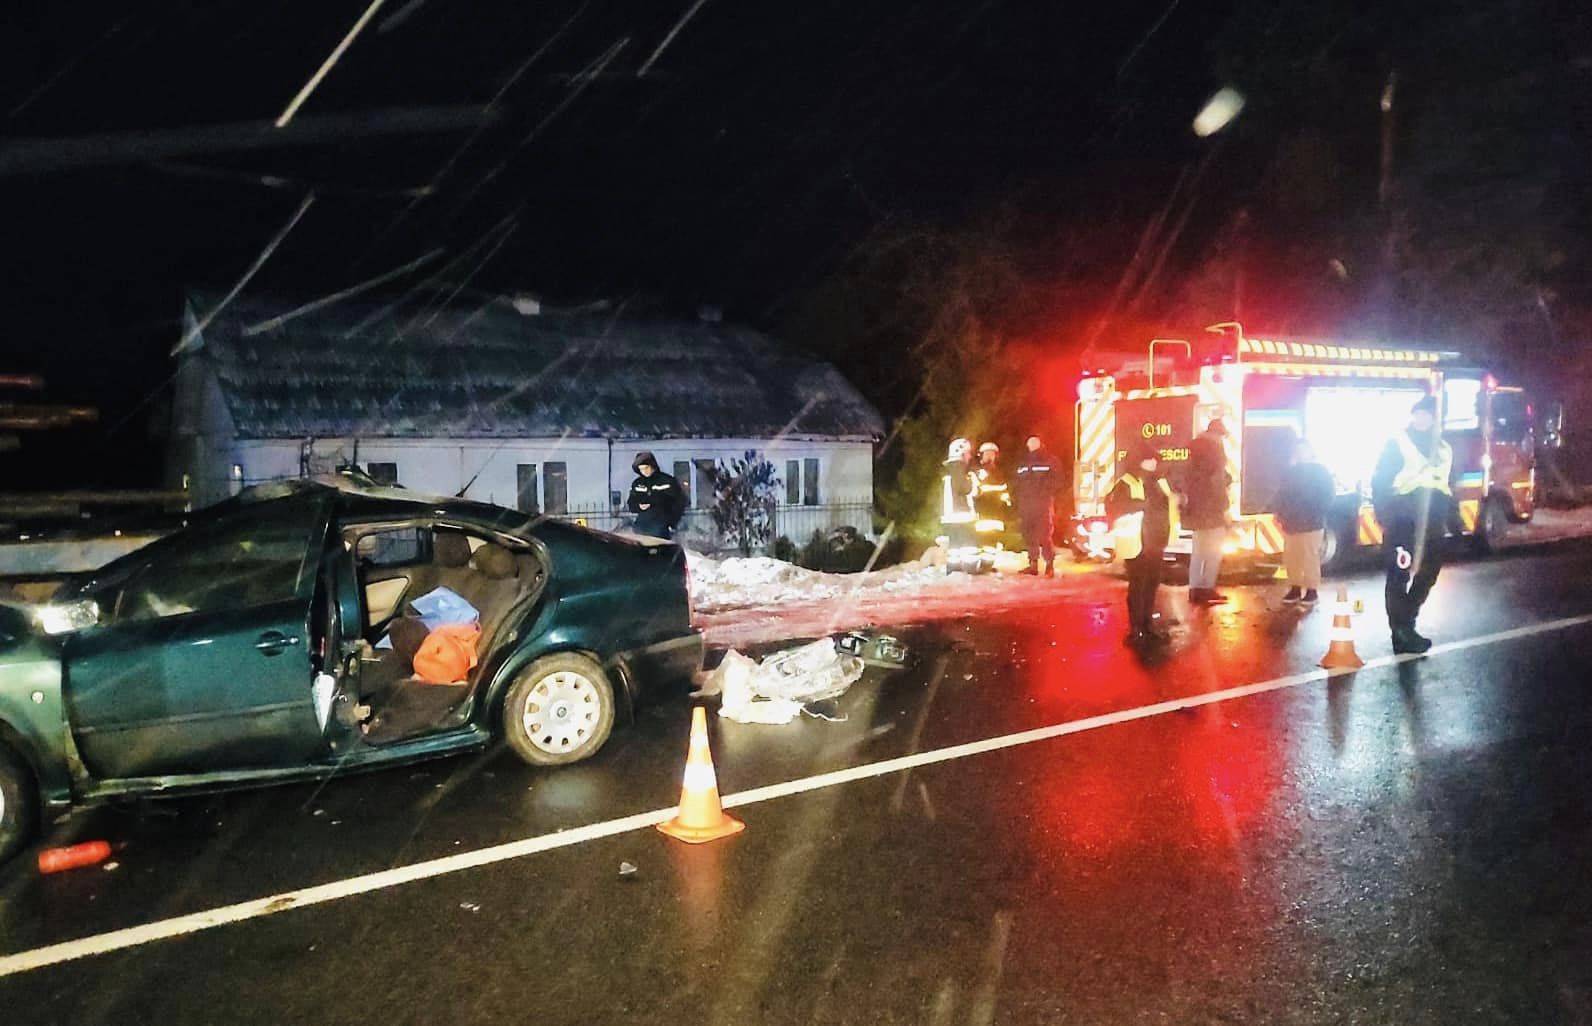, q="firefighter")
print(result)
[627,451,687,539]
[1013,434,1058,576]
[939,437,979,568]
[1371,395,1456,654]
[1107,441,1178,644]
[973,442,1012,533]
